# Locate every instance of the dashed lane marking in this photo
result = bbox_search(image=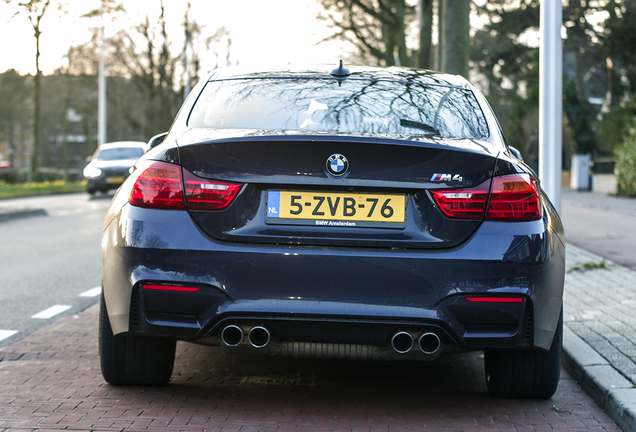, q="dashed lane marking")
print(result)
[0,330,18,342]
[32,305,72,319]
[79,286,101,297]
